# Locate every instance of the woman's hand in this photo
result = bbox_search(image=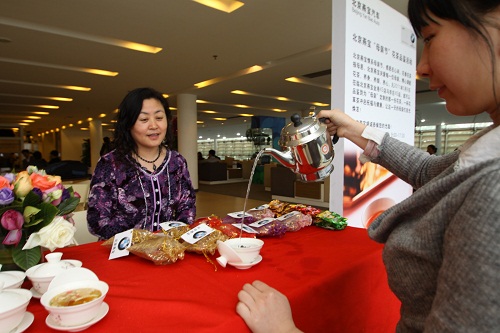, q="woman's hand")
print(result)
[316,109,369,150]
[236,280,302,333]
